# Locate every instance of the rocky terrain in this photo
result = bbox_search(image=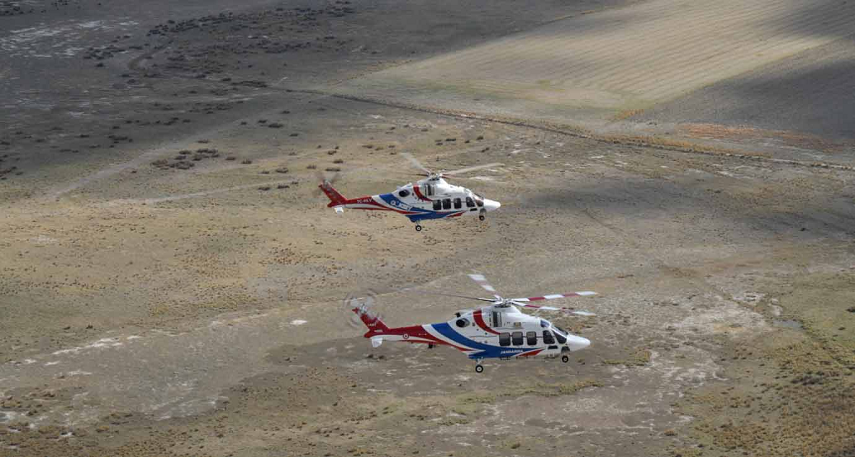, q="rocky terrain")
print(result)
[2,0,854,456]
